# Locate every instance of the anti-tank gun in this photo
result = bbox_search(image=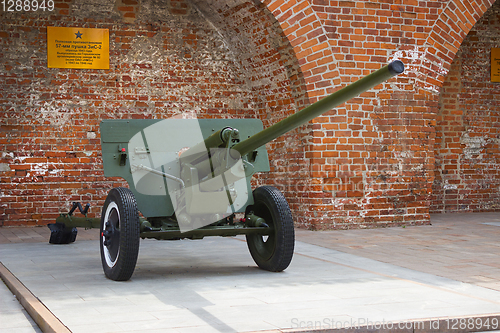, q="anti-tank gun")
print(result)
[49,60,405,281]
